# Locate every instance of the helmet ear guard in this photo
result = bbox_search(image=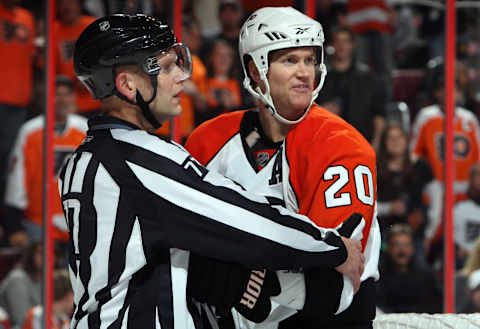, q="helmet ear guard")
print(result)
[239,7,327,125]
